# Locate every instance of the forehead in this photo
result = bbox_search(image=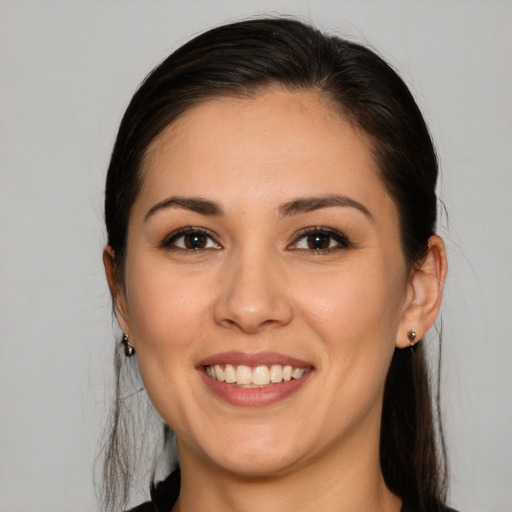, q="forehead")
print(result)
[138,89,396,220]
